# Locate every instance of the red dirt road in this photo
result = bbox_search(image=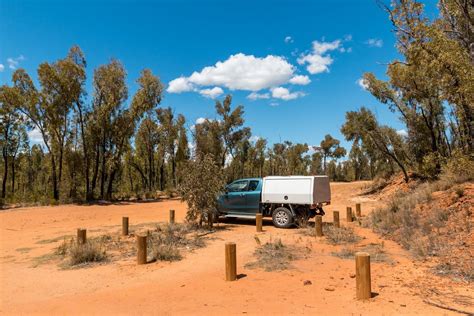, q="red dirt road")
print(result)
[1,182,472,315]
